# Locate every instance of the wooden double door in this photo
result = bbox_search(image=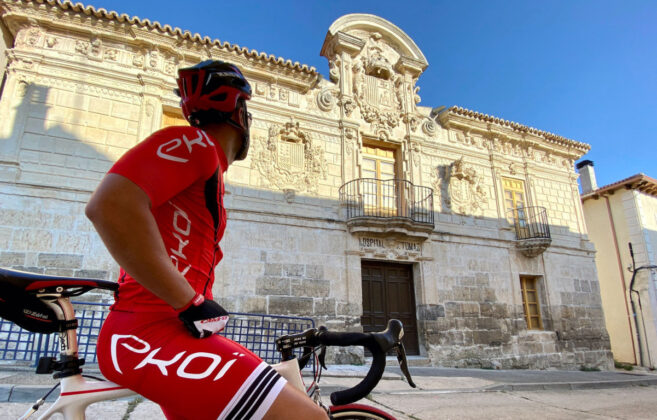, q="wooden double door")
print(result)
[361,261,419,355]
